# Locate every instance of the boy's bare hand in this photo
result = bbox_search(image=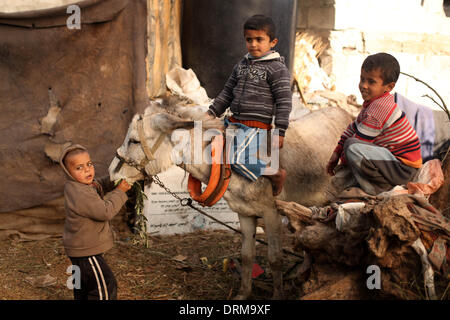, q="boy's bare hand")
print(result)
[326,152,340,176]
[272,135,284,149]
[116,180,131,193]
